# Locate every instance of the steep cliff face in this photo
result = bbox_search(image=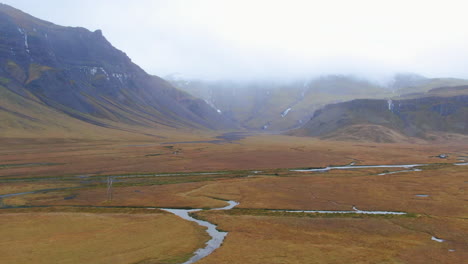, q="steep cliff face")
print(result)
[0,4,233,135]
[292,94,468,140]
